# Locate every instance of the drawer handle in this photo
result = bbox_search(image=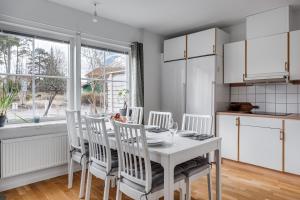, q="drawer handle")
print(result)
[280,129,284,141]
[213,45,216,54]
[285,62,289,72]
